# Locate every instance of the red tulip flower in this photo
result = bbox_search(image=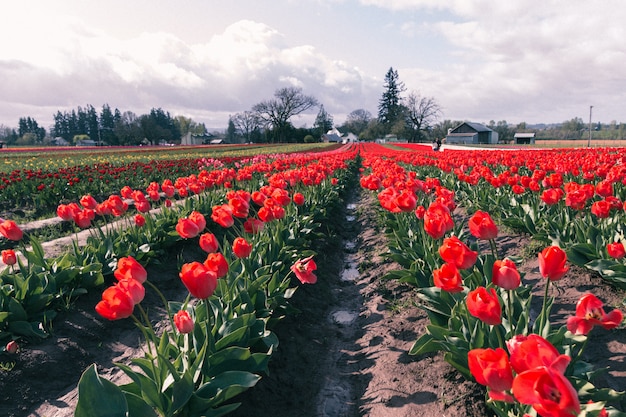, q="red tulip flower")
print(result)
[512,366,580,417]
[173,310,194,334]
[468,348,514,401]
[176,217,201,239]
[134,214,146,227]
[114,256,147,283]
[468,210,498,240]
[116,278,145,304]
[506,334,570,375]
[80,194,98,210]
[492,258,521,290]
[135,200,151,213]
[188,211,206,231]
[466,287,502,325]
[95,285,136,320]
[72,209,93,229]
[423,203,454,240]
[1,249,17,266]
[538,246,569,281]
[439,236,477,270]
[243,218,265,234]
[566,293,623,335]
[0,219,23,241]
[432,263,464,293]
[204,252,229,278]
[590,200,611,218]
[292,192,305,206]
[199,232,219,253]
[179,262,218,299]
[211,205,235,228]
[607,242,626,259]
[540,188,565,205]
[291,256,317,284]
[232,237,252,258]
